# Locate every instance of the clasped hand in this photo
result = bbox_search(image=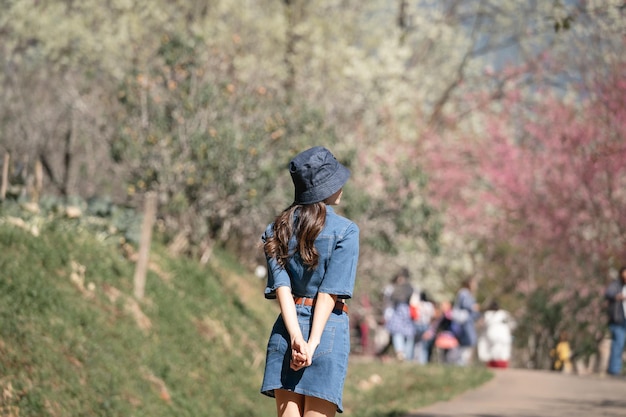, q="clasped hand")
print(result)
[290,336,317,371]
